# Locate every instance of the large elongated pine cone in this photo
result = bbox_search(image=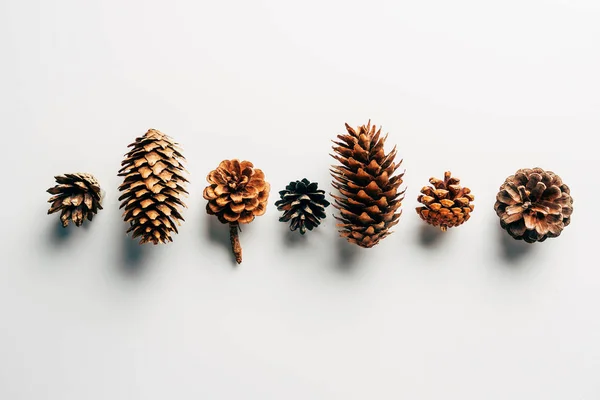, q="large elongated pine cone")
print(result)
[494,167,573,243]
[118,129,188,245]
[47,173,103,227]
[331,121,405,248]
[203,159,270,264]
[416,171,474,231]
